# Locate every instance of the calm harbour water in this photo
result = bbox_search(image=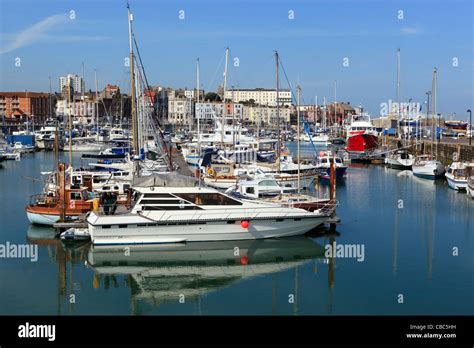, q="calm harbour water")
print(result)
[0,145,472,315]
